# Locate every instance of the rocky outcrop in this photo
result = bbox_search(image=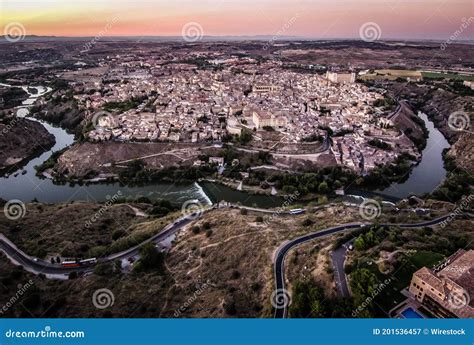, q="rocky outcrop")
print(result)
[0,118,55,174]
[447,132,474,172]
